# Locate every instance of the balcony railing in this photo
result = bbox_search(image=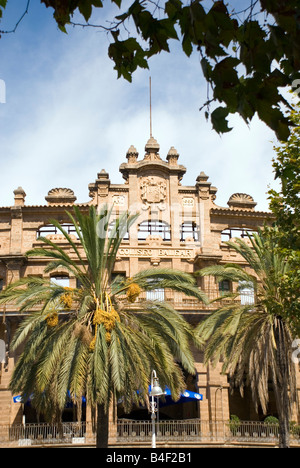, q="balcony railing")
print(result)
[128,289,255,311]
[1,420,300,447]
[0,289,256,315]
